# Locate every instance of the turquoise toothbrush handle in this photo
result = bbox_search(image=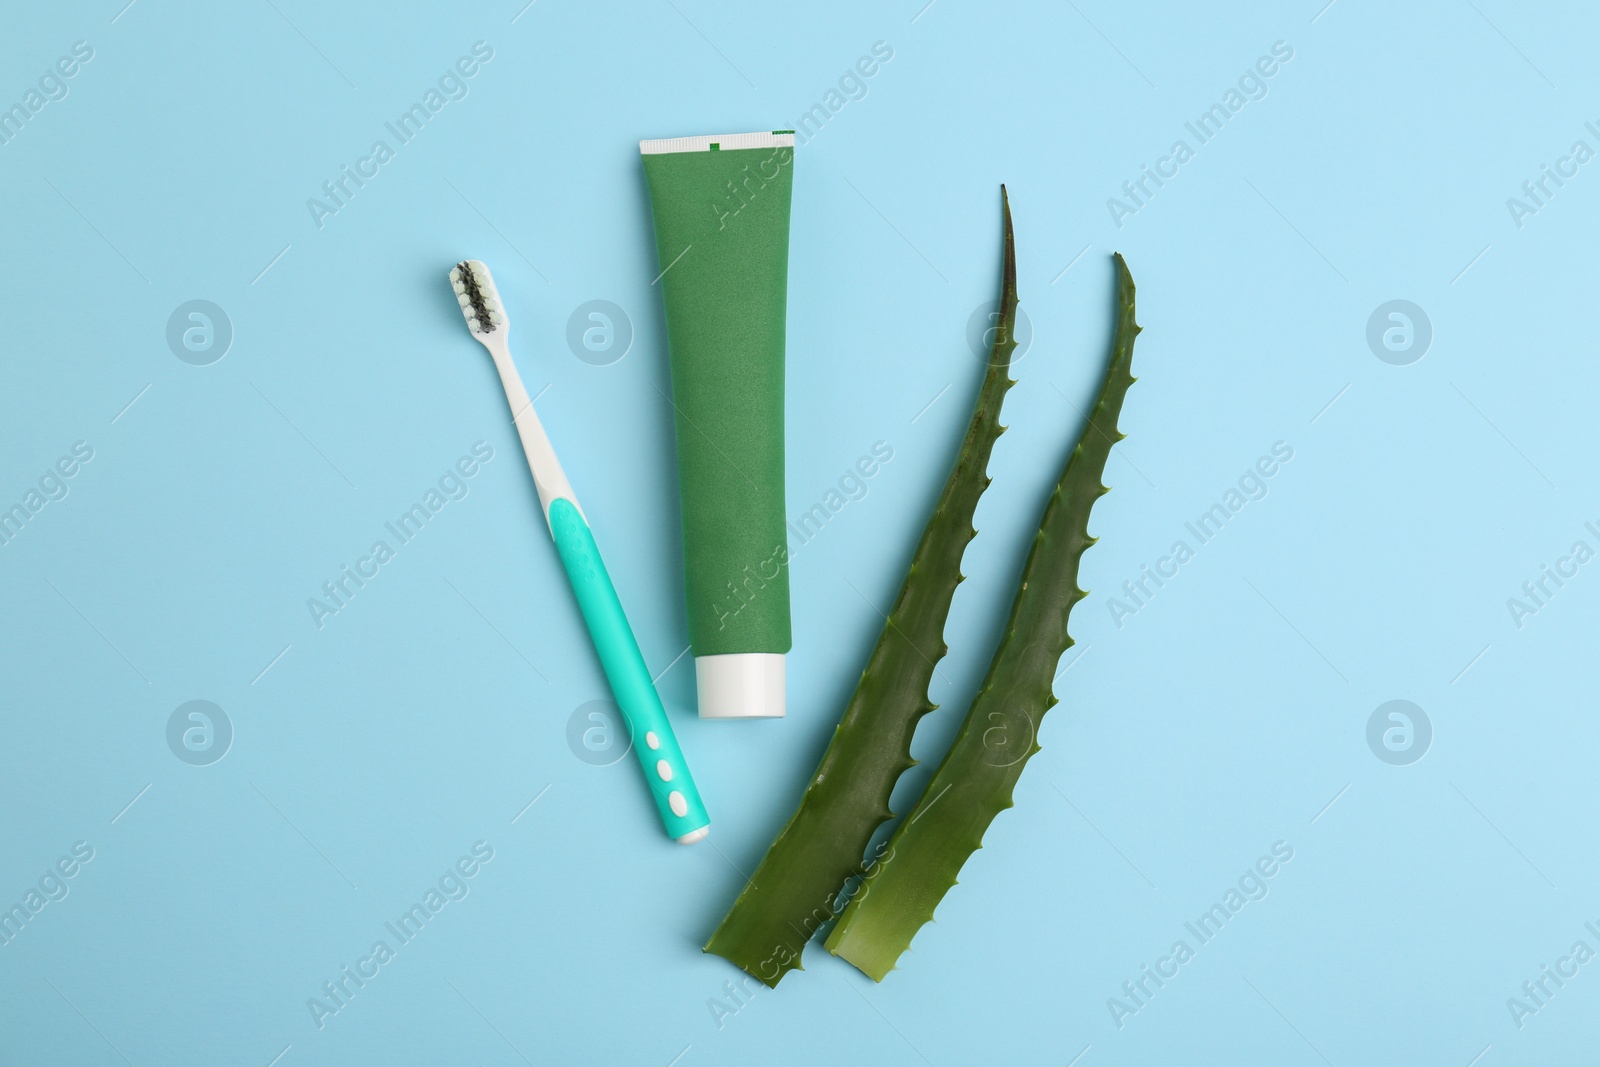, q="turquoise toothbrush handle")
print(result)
[547,498,710,842]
